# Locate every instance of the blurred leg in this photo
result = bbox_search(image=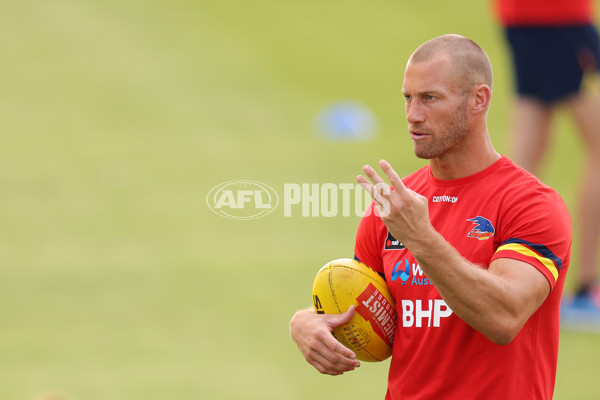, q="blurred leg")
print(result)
[567,92,600,292]
[509,97,554,175]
